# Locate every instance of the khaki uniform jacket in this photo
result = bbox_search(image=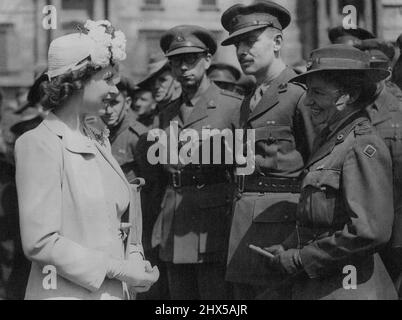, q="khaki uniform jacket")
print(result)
[15,113,143,300]
[151,82,243,264]
[226,68,314,286]
[367,86,402,294]
[109,115,148,184]
[285,110,397,300]
[368,86,402,249]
